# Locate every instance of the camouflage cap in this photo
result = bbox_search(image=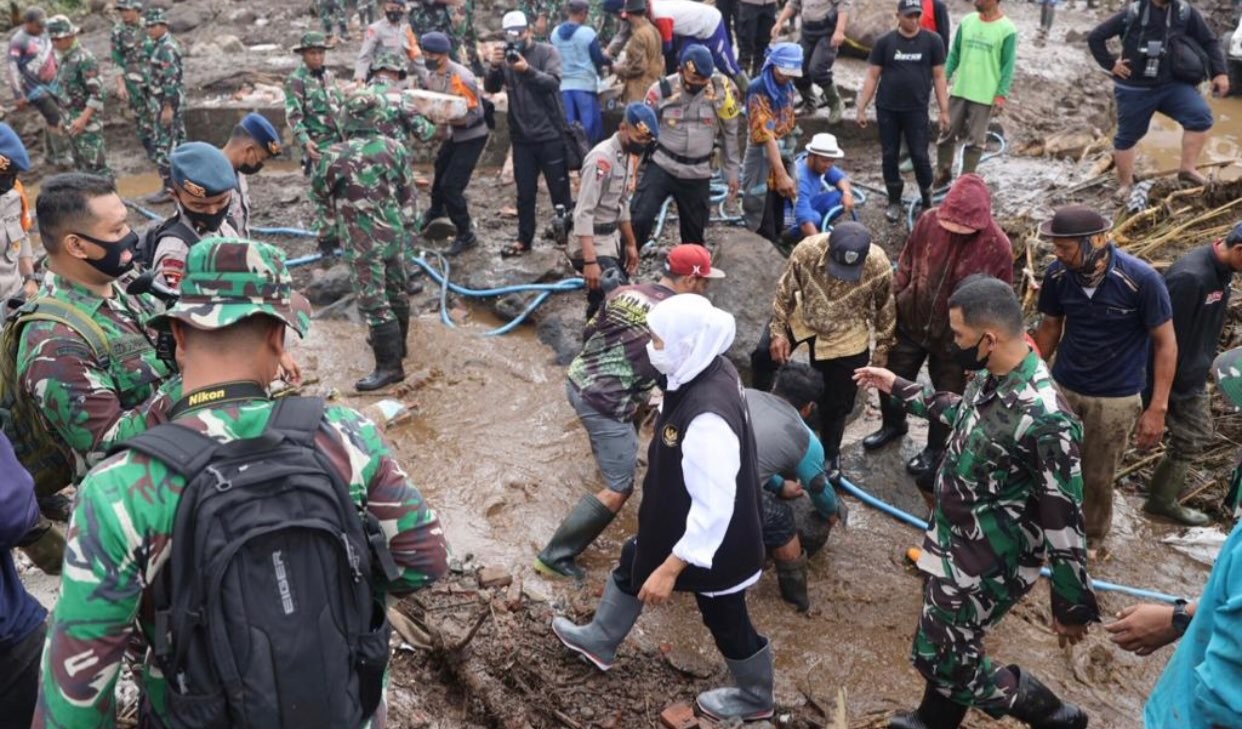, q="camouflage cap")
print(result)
[1213,347,1242,408]
[293,30,329,52]
[46,14,77,39]
[115,0,143,9]
[148,238,312,337]
[144,7,168,26]
[340,88,388,134]
[371,48,408,76]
